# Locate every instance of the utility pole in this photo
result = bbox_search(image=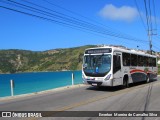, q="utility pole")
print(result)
[148,30,152,55]
[148,29,157,55]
